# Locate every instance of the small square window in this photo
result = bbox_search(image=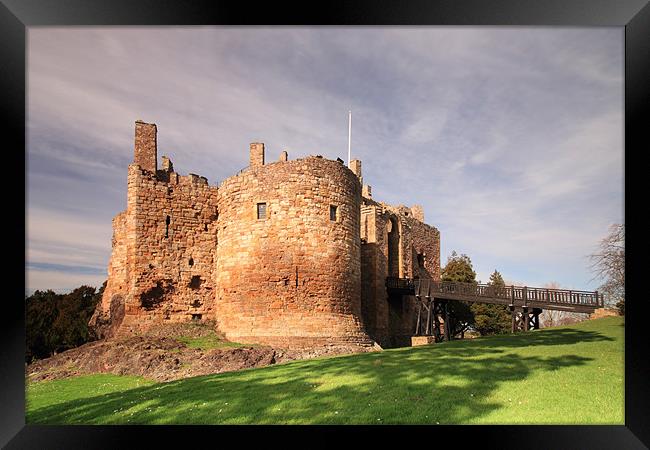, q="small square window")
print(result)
[330,205,338,221]
[257,203,267,219]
